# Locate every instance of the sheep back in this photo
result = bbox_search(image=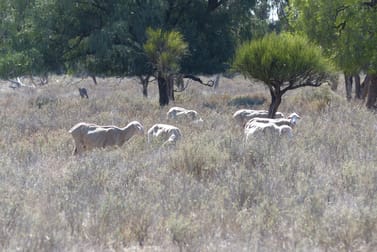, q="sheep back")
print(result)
[167,106,199,121]
[147,124,182,143]
[233,109,284,126]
